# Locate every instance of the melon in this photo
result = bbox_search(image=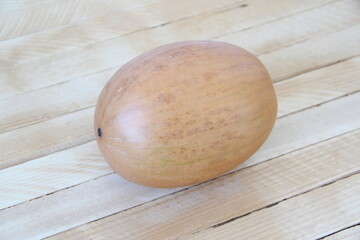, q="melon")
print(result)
[94,41,277,188]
